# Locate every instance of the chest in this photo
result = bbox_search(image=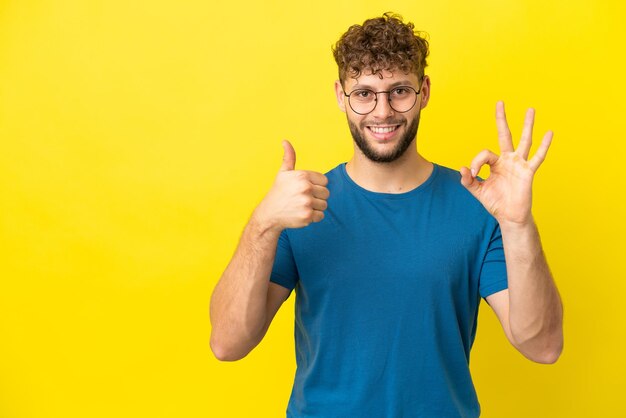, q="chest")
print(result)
[289,196,484,309]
